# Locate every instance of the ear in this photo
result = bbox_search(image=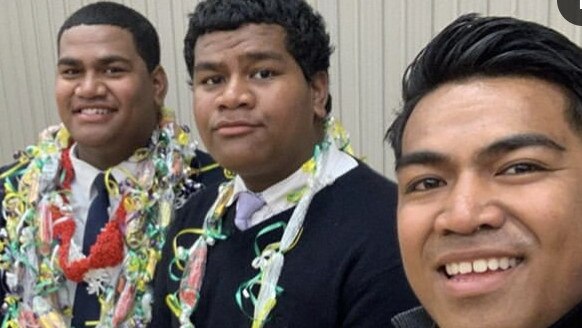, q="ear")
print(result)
[151,65,168,107]
[310,71,329,120]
